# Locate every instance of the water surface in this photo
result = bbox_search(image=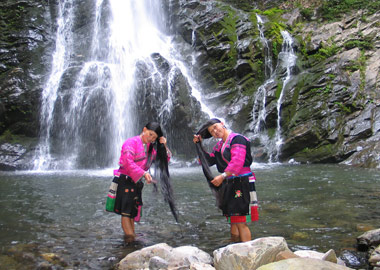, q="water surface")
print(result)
[0,164,379,269]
